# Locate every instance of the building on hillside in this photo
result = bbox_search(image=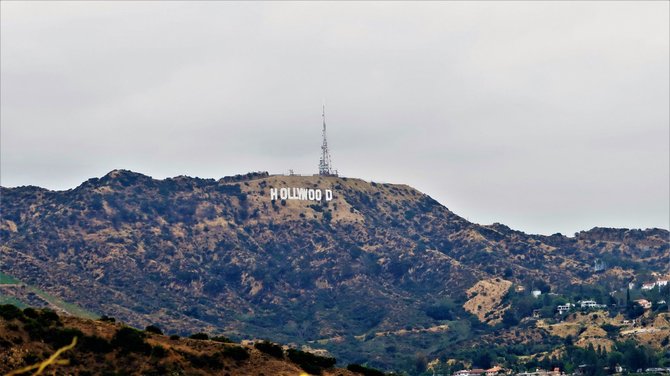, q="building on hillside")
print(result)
[557,303,574,315]
[486,366,506,376]
[579,300,595,308]
[593,259,606,272]
[515,368,560,376]
[454,369,486,376]
[532,309,542,318]
[641,282,656,290]
[644,368,670,374]
[657,300,667,305]
[634,299,652,309]
[300,345,331,357]
[578,300,606,309]
[657,280,668,287]
[531,290,542,298]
